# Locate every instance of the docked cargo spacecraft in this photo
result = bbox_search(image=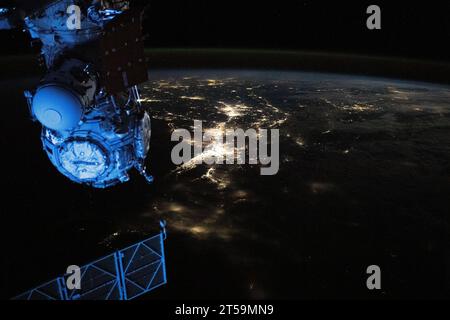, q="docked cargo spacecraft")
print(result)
[0,0,153,188]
